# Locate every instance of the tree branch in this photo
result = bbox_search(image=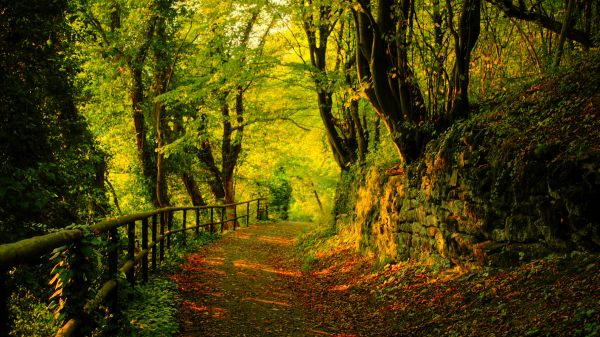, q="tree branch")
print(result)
[486,0,591,47]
